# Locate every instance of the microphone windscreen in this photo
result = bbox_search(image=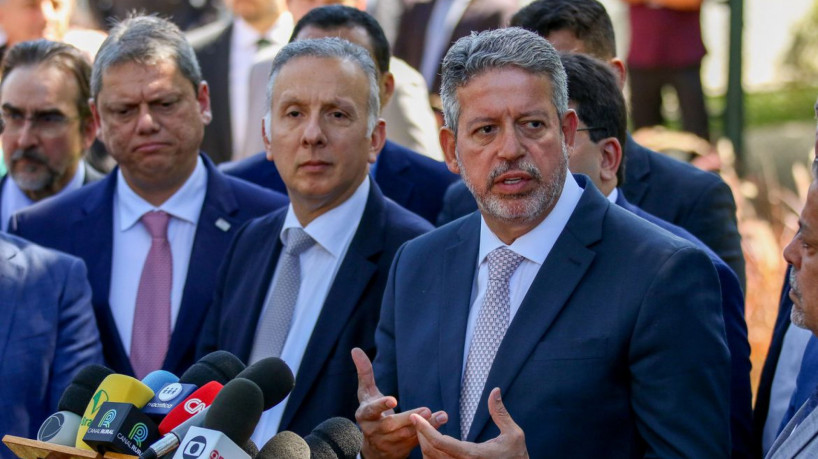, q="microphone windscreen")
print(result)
[235,357,295,410]
[180,351,246,386]
[304,417,363,459]
[158,381,223,435]
[75,374,155,450]
[141,370,179,393]
[243,439,259,457]
[258,431,310,459]
[57,365,114,414]
[203,378,264,447]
